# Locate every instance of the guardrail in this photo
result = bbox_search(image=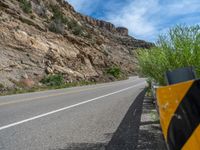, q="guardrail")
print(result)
[156,79,200,150]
